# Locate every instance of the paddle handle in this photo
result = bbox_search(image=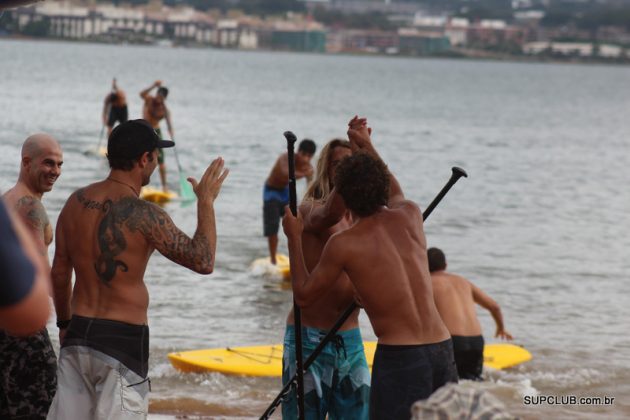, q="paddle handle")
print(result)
[283,130,305,420]
[285,131,298,216]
